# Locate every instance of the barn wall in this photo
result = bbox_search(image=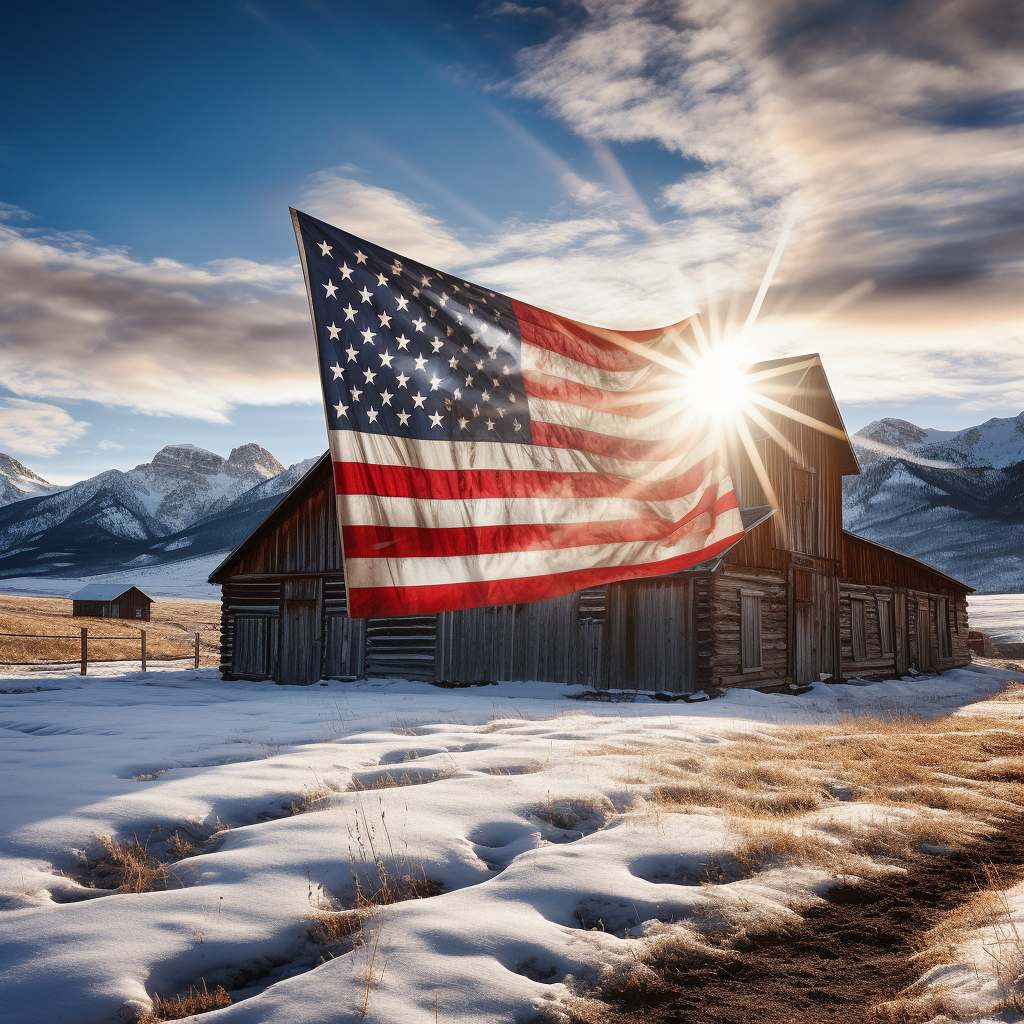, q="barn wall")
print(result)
[709,568,788,687]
